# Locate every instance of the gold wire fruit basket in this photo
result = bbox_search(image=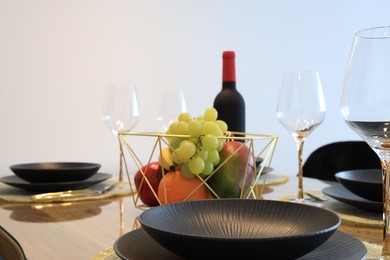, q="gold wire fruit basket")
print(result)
[118,131,278,210]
